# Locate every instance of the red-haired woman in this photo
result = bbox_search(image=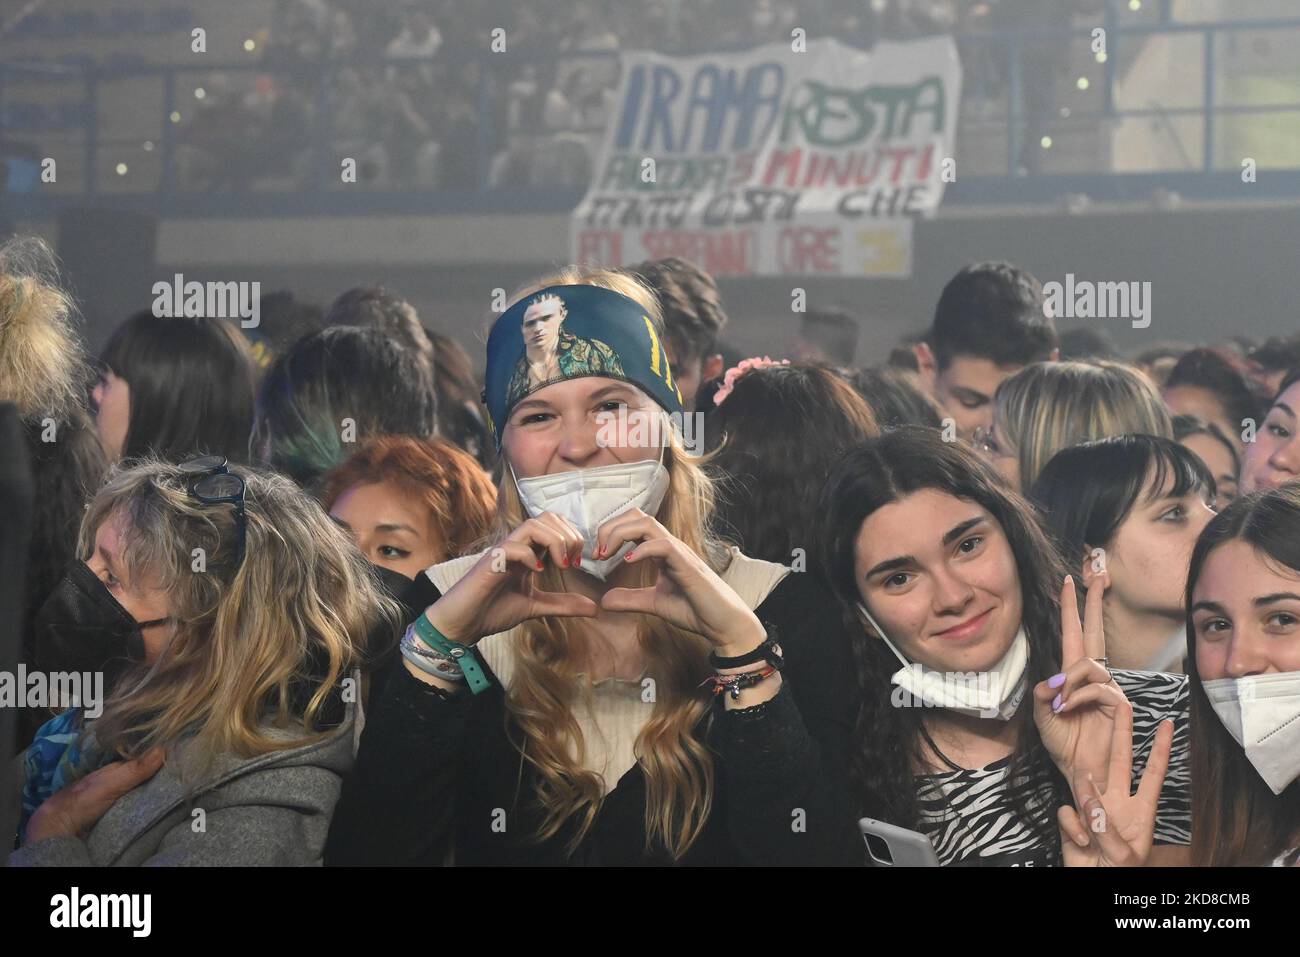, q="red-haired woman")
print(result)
[320,436,497,579]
